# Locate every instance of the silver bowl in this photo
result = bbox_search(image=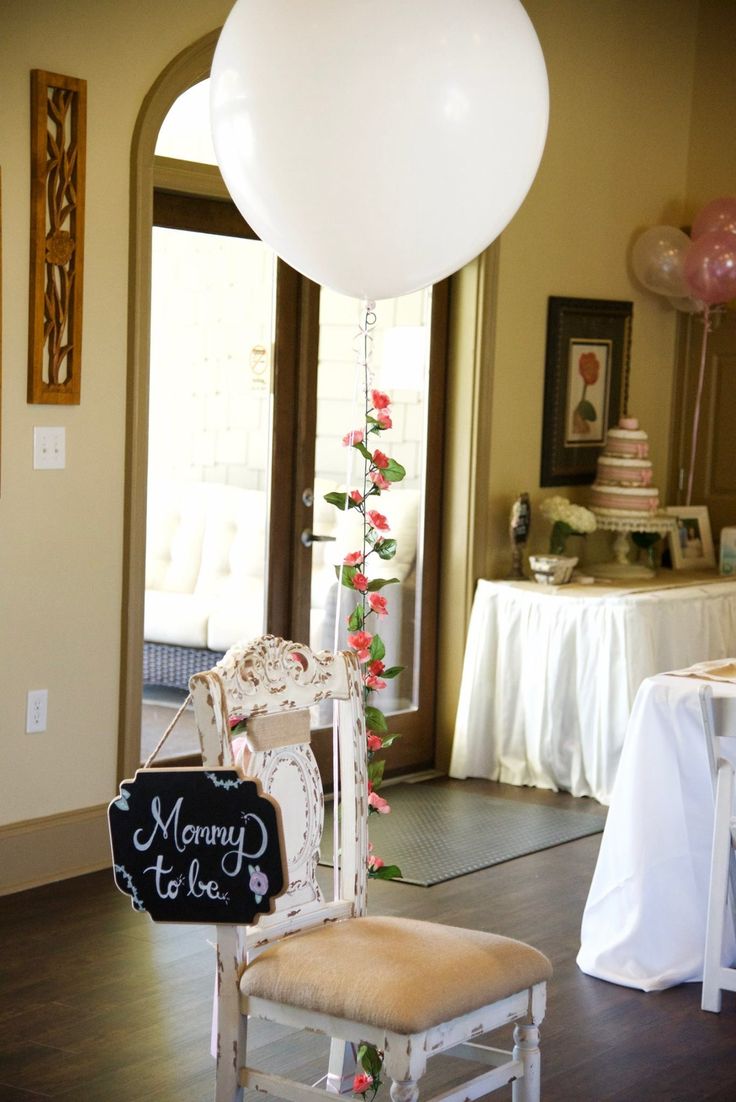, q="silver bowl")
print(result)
[529,554,578,585]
